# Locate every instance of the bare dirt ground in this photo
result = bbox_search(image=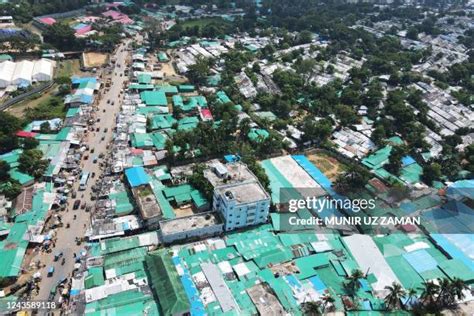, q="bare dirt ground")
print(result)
[306,150,347,181]
[82,52,108,68]
[174,205,194,217]
[161,62,177,77]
